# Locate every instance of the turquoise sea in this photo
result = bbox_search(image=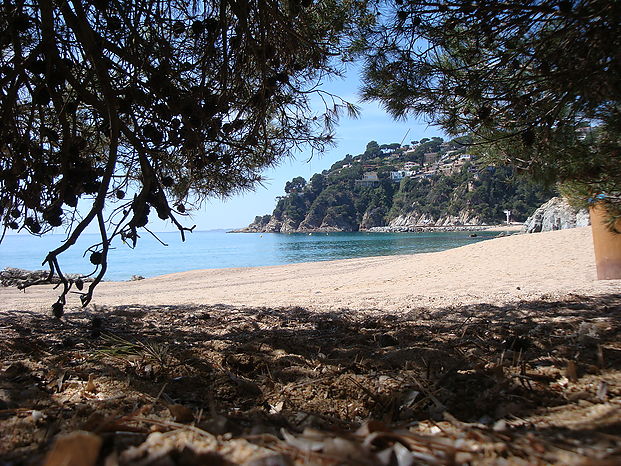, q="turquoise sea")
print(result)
[0,229,503,281]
